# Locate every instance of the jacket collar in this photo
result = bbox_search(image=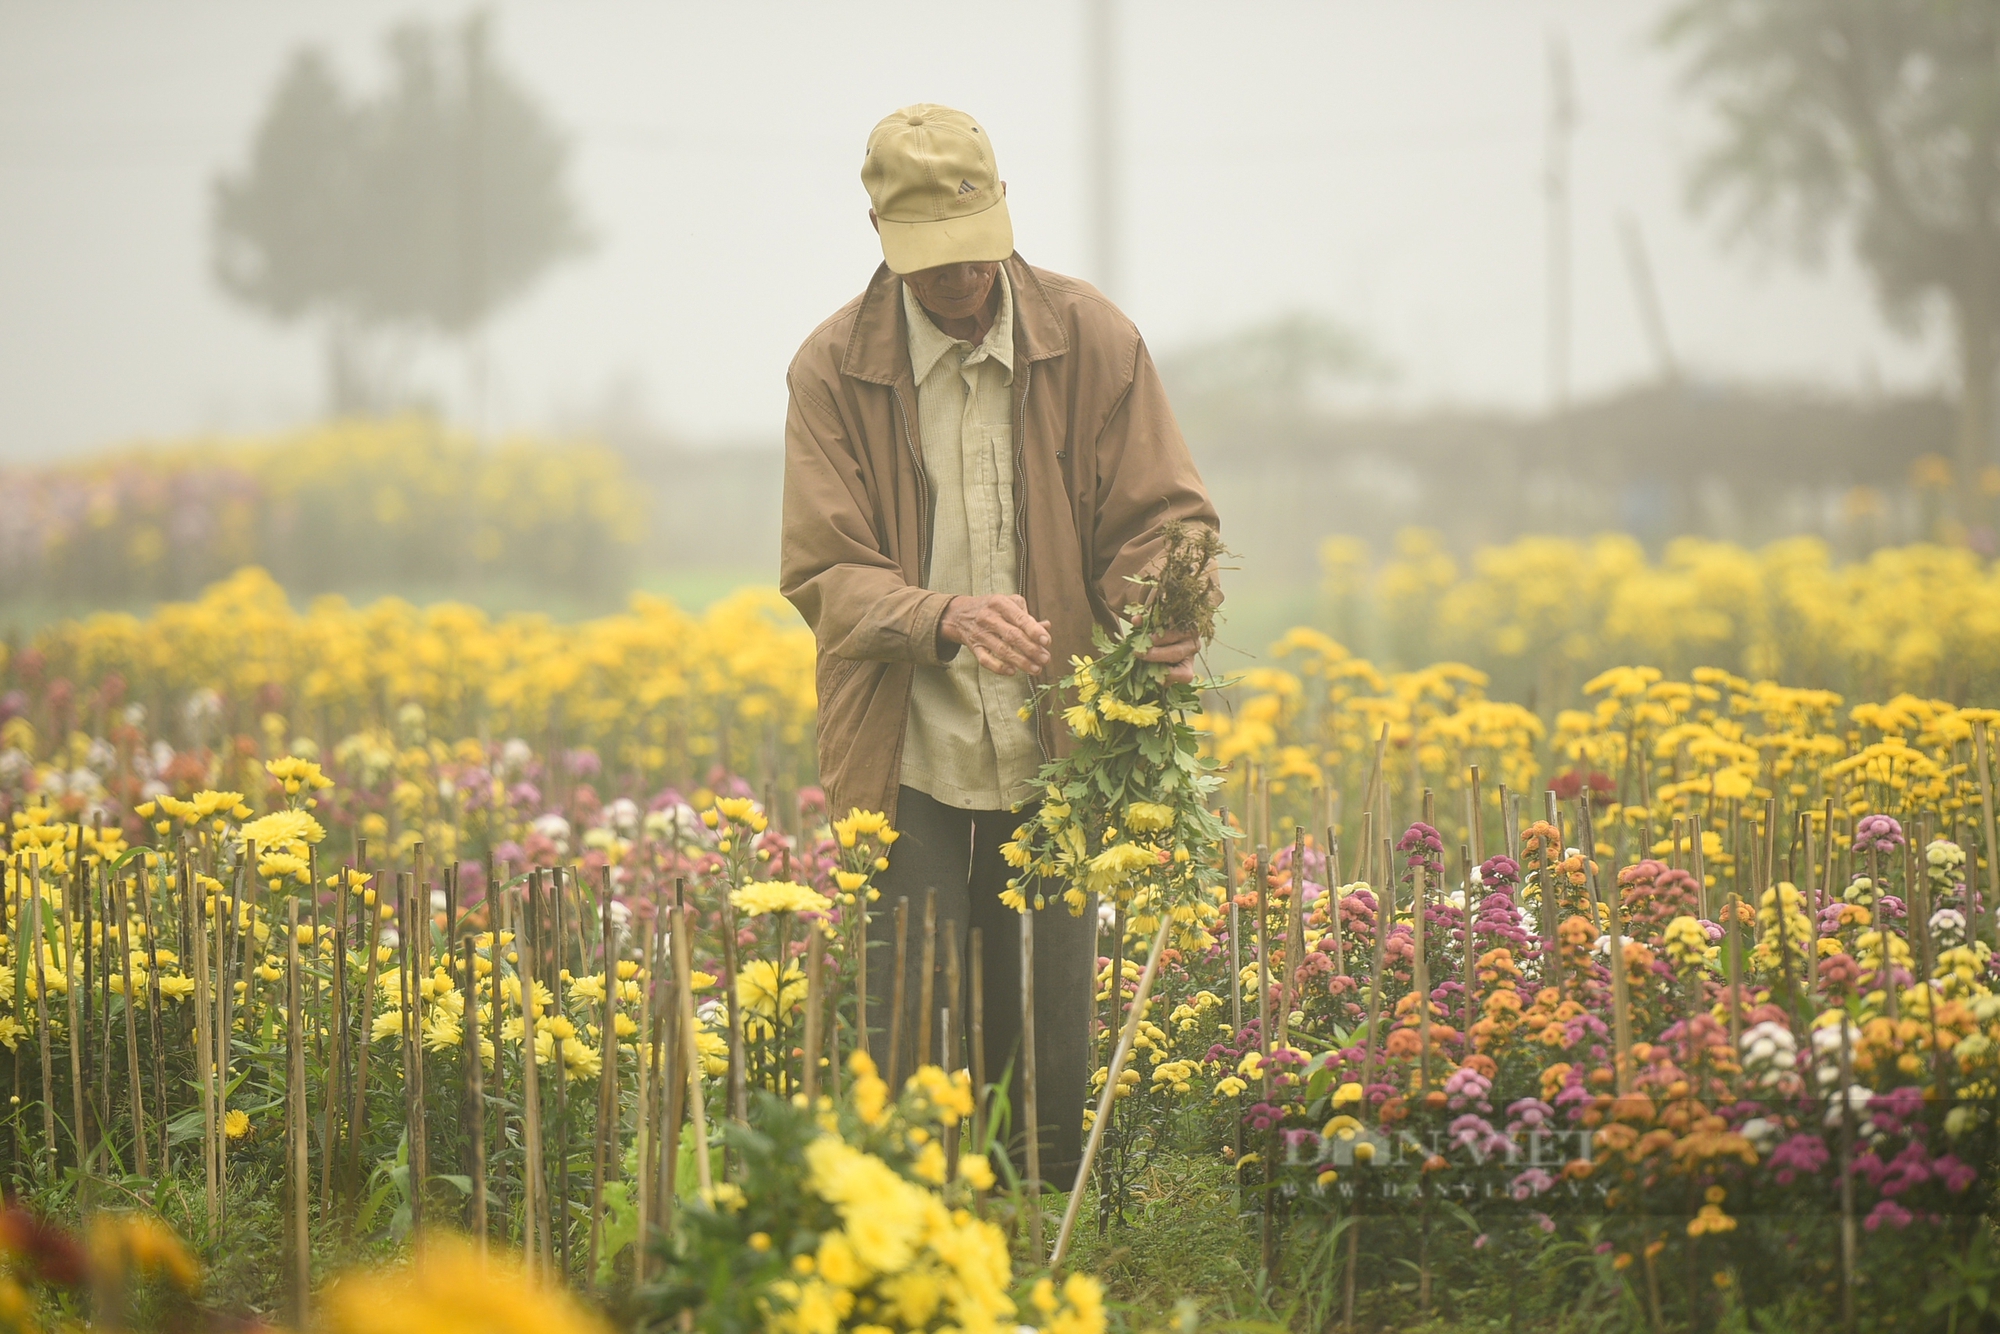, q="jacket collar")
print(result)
[841,252,1070,386]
